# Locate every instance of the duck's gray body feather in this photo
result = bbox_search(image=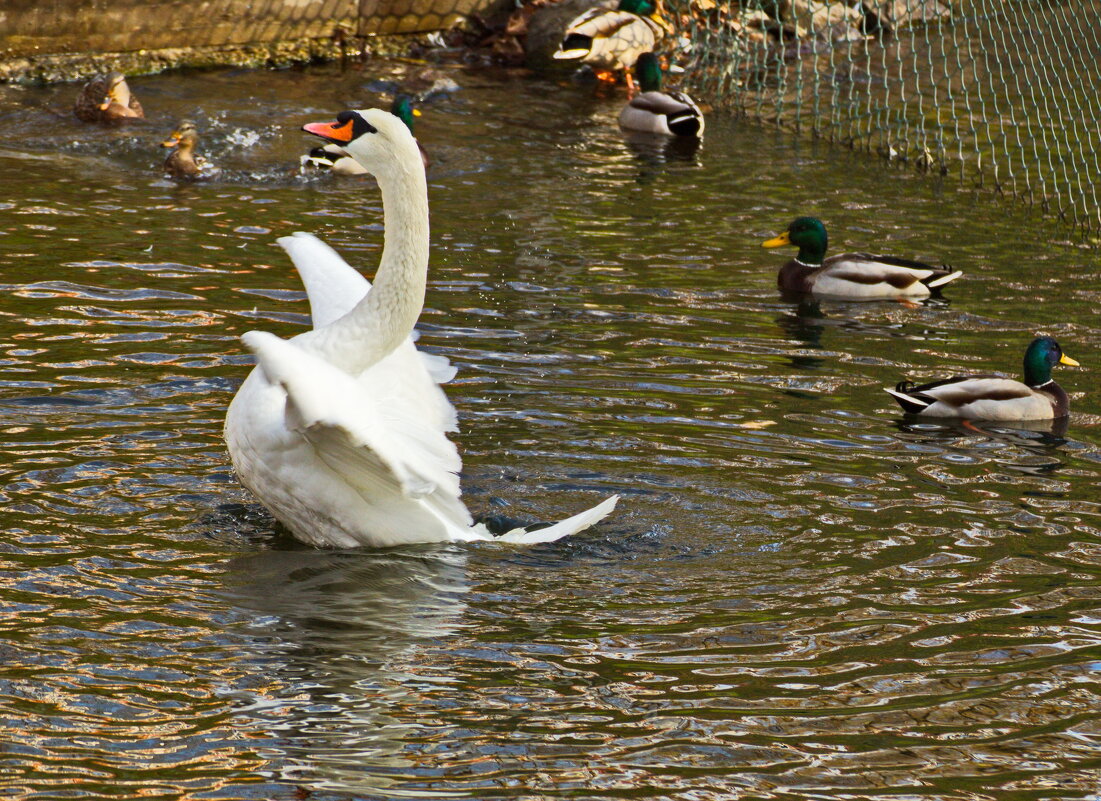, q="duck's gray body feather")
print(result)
[618,90,704,137]
[885,375,1068,420]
